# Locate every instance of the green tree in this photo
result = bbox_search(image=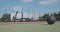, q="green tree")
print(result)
[1,13,11,22]
[52,11,60,21]
[50,13,53,16]
[58,11,60,18]
[12,16,16,22]
[39,13,49,21]
[43,14,49,18]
